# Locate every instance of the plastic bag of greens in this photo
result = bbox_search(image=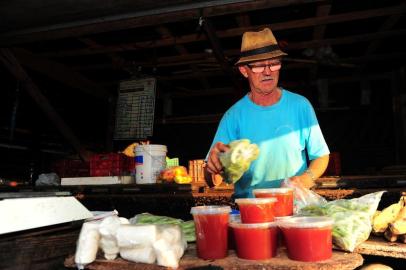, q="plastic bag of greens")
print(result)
[129,213,196,242]
[282,178,327,213]
[299,191,385,251]
[218,139,259,183]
